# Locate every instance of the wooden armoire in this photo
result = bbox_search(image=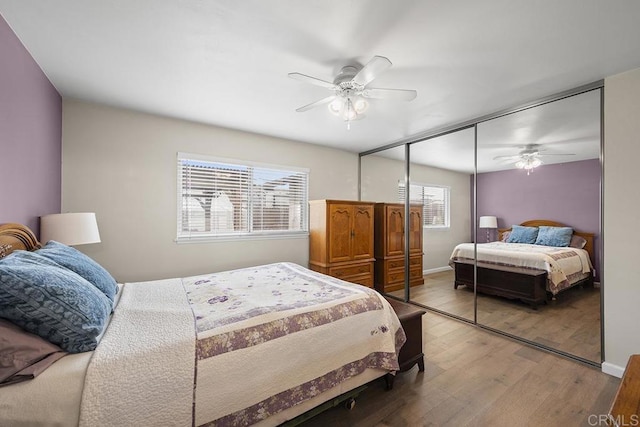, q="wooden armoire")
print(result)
[308,200,375,287]
[374,203,424,292]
